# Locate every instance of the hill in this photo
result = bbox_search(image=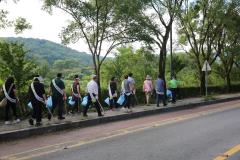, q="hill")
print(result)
[1,37,92,67]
